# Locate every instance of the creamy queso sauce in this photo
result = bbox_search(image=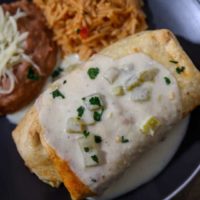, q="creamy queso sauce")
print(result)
[88,116,189,200]
[36,53,182,194]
